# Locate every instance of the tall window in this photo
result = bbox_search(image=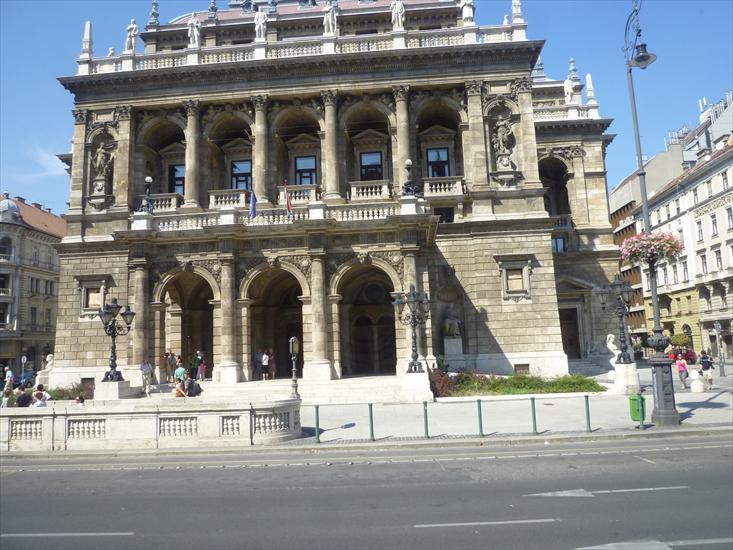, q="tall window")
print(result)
[46,308,52,327]
[693,188,699,204]
[0,303,8,327]
[30,307,37,327]
[711,214,718,237]
[675,198,680,215]
[700,254,708,274]
[726,207,733,230]
[0,274,8,293]
[168,164,185,195]
[295,156,317,185]
[706,179,712,197]
[697,220,704,241]
[662,266,668,285]
[678,228,684,247]
[683,262,689,282]
[672,264,678,284]
[665,204,670,218]
[426,148,449,178]
[360,152,383,181]
[0,237,11,260]
[723,171,729,189]
[231,160,252,190]
[714,249,723,271]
